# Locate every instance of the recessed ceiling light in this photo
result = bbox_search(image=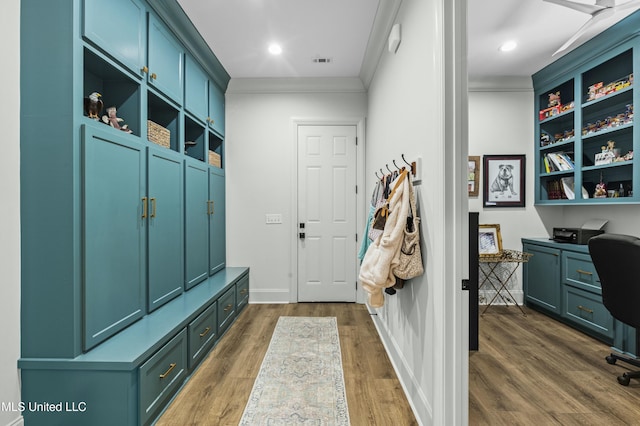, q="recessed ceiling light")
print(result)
[499,41,517,52]
[268,43,282,55]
